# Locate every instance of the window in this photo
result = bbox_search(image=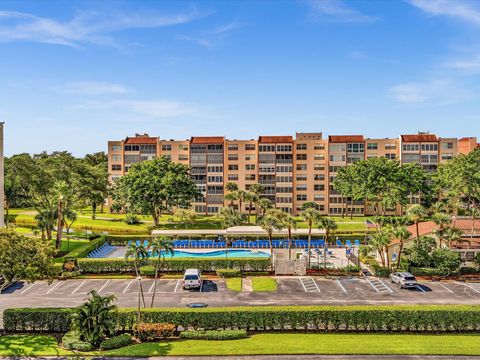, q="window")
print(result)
[296,154,307,160]
[296,194,307,201]
[385,153,396,160]
[277,176,293,182]
[207,176,223,182]
[421,143,438,151]
[314,174,325,181]
[296,143,307,150]
[276,165,293,172]
[161,144,172,151]
[402,154,420,163]
[385,143,396,150]
[329,144,346,153]
[441,142,454,150]
[228,164,238,171]
[245,144,256,151]
[314,164,325,171]
[329,166,342,172]
[245,154,256,161]
[367,154,377,158]
[276,145,292,152]
[296,164,307,171]
[228,174,238,181]
[111,155,121,162]
[314,194,325,202]
[296,175,307,181]
[228,154,238,161]
[178,144,188,151]
[245,164,256,171]
[296,184,307,191]
[140,145,156,154]
[314,143,325,150]
[124,145,139,151]
[442,153,453,161]
[179,155,188,161]
[347,143,364,153]
[259,145,275,152]
[228,144,238,151]
[367,143,378,150]
[245,174,256,181]
[329,155,346,162]
[402,144,419,151]
[111,164,121,171]
[208,166,223,172]
[111,145,121,152]
[314,154,325,161]
[314,184,324,191]
[276,186,293,193]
